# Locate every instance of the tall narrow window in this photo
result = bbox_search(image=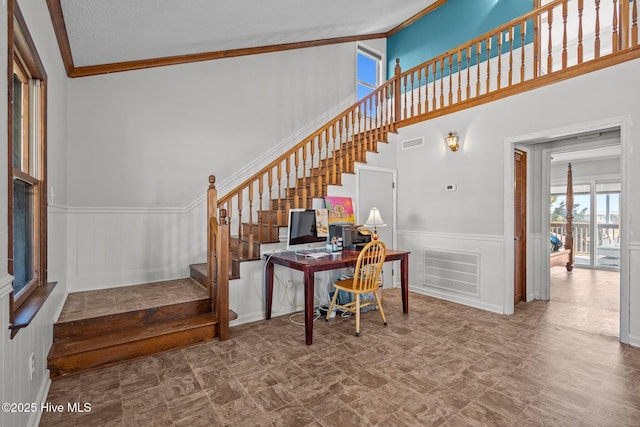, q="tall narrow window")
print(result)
[8,2,48,316]
[356,46,381,101]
